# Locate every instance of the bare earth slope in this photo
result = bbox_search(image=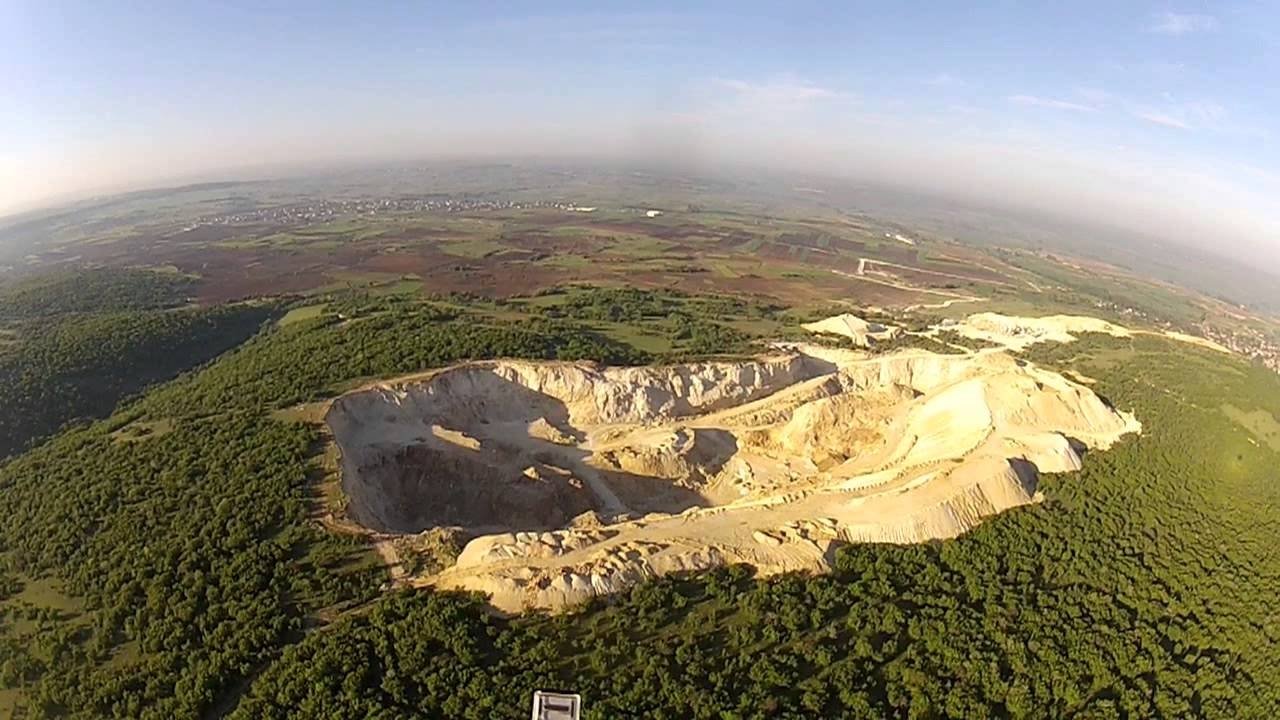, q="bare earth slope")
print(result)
[327,331,1140,612]
[800,313,899,347]
[947,312,1233,354]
